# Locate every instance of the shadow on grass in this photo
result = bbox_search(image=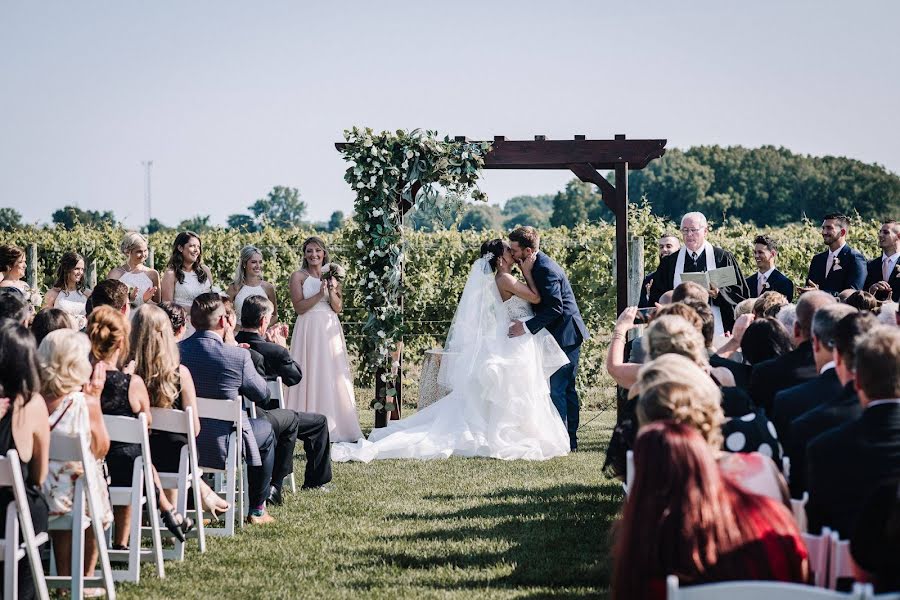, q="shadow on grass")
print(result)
[353,481,622,597]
